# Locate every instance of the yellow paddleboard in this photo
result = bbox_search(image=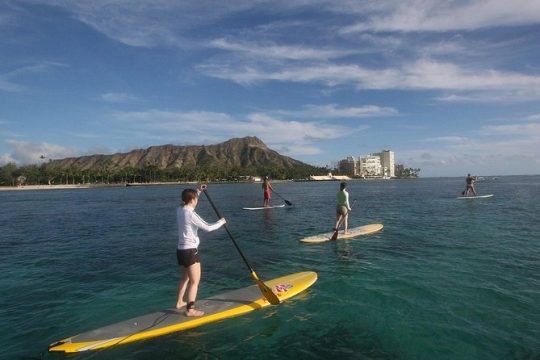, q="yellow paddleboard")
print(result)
[49,271,317,353]
[300,224,384,243]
